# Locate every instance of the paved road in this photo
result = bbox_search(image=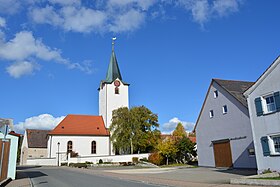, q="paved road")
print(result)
[21,166,162,187]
